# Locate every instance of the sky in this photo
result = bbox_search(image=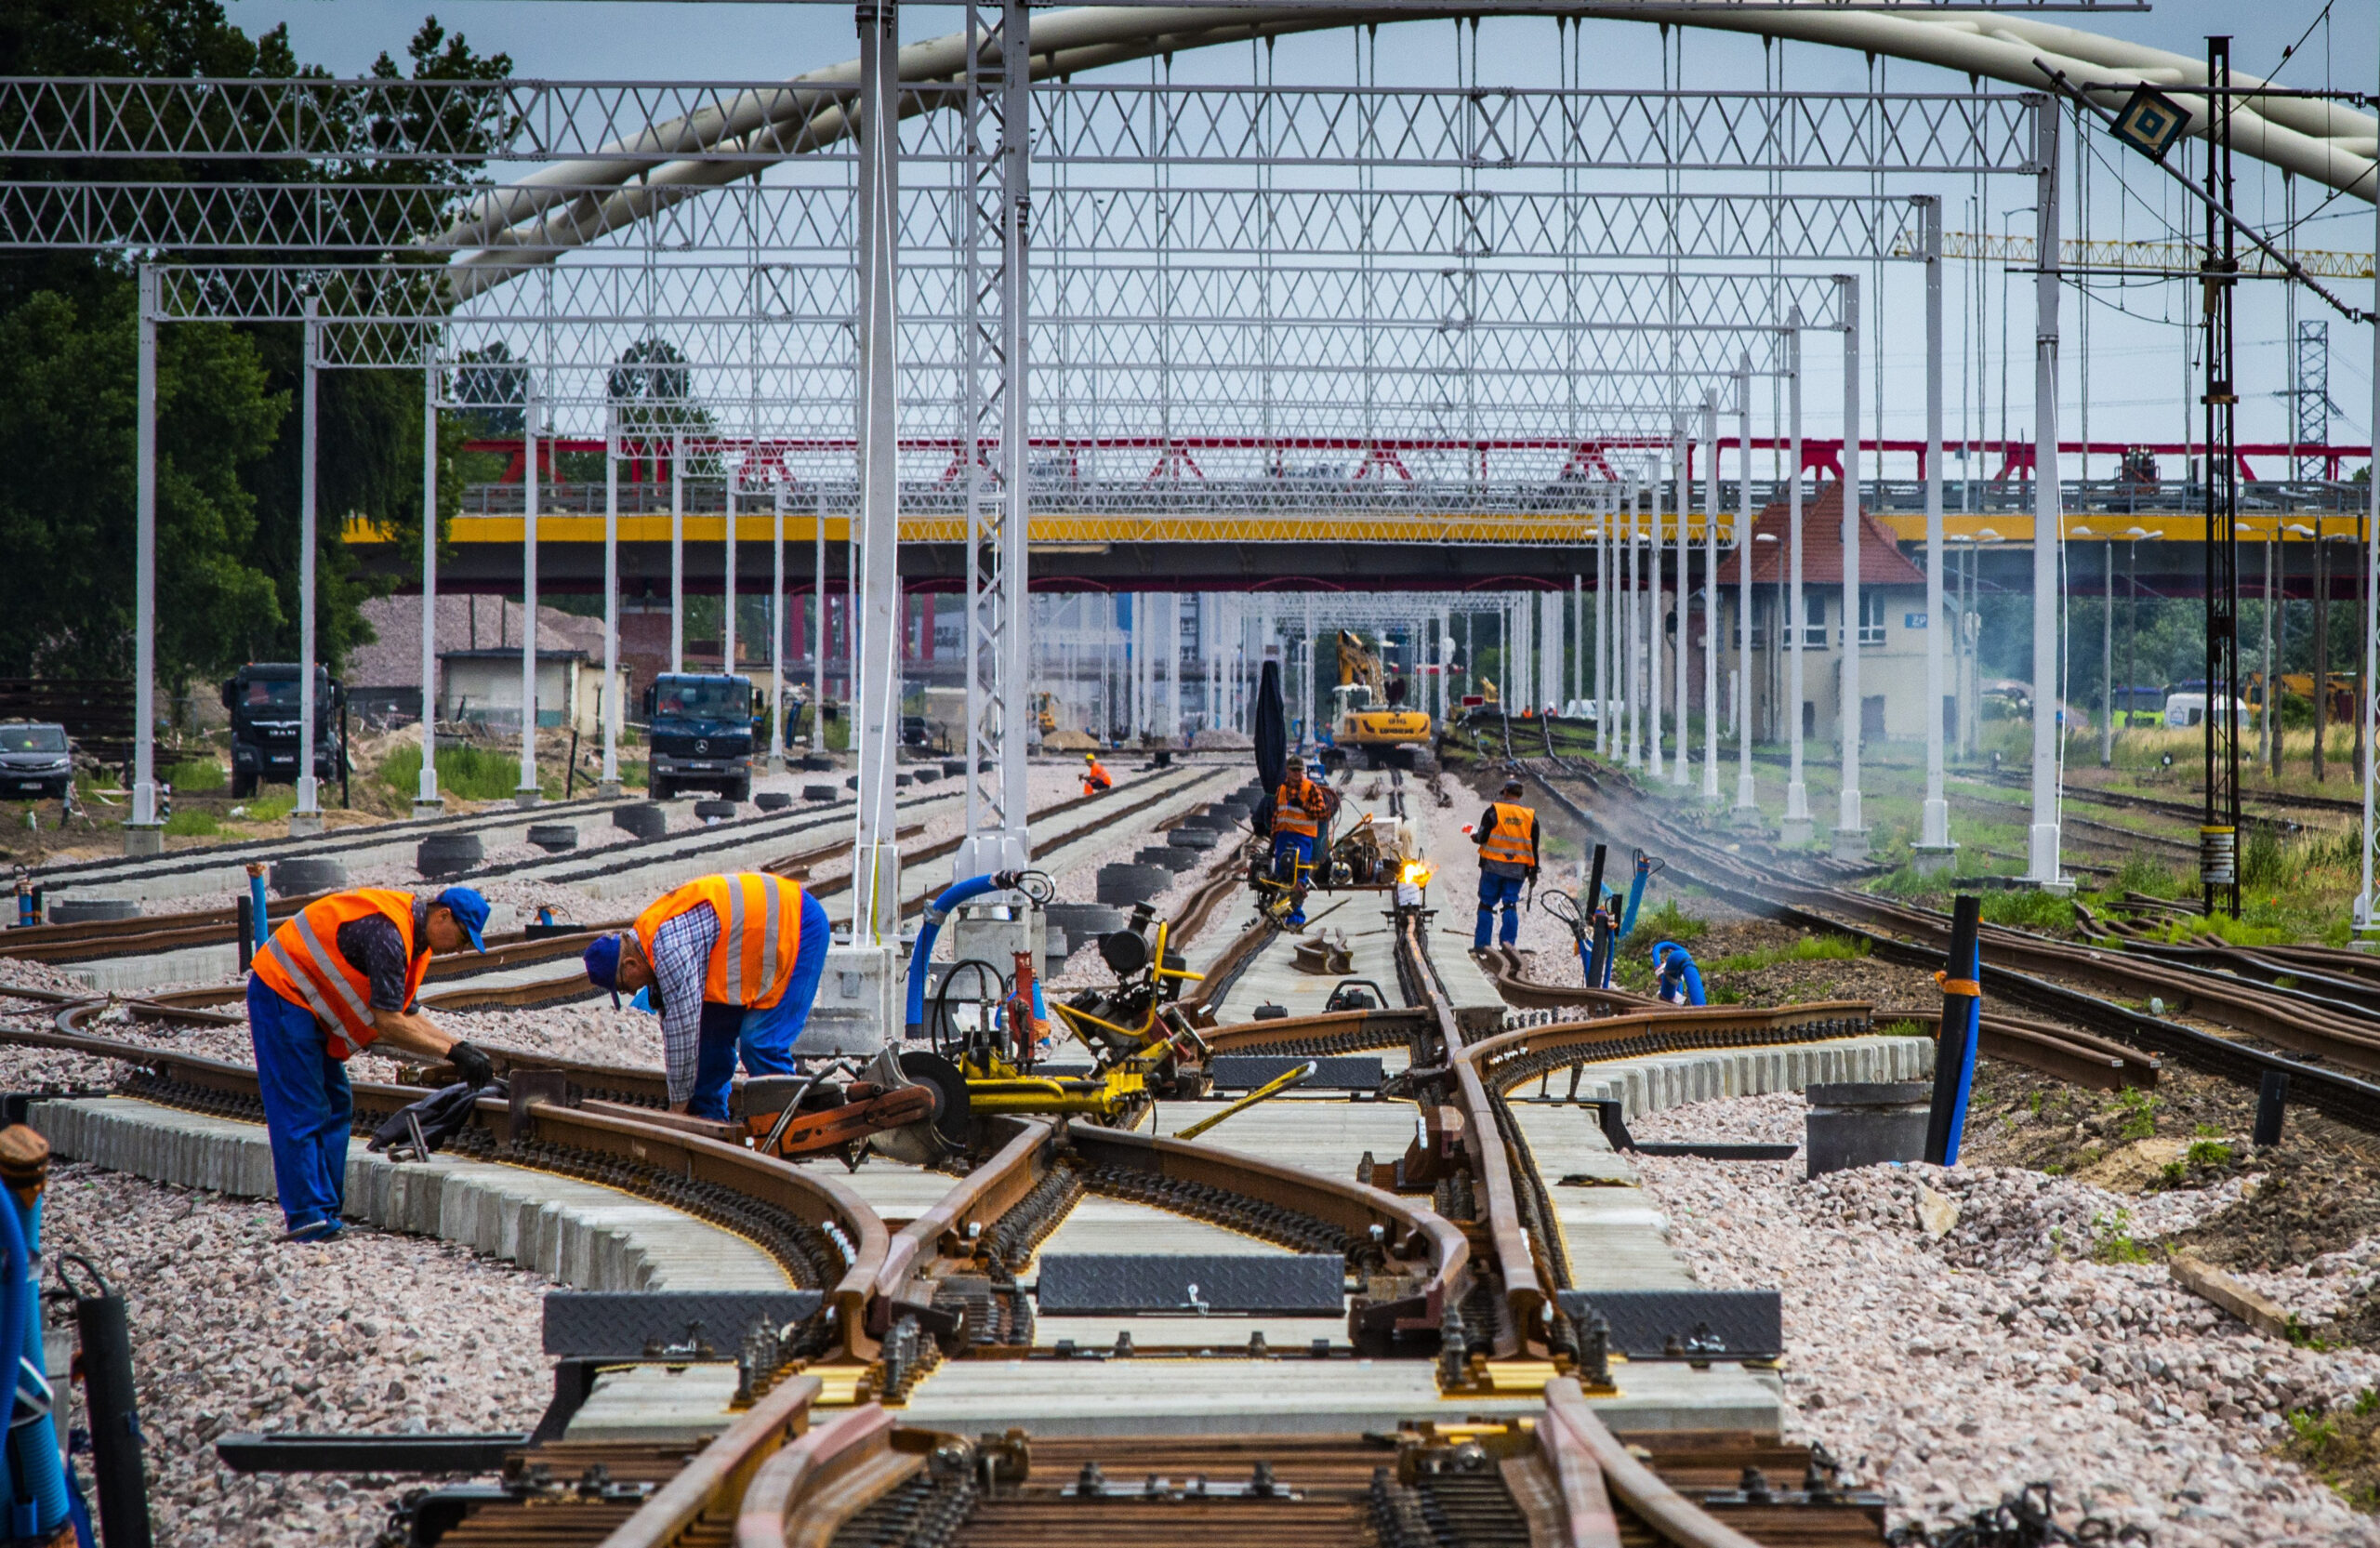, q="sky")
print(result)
[229,0,2380,475]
